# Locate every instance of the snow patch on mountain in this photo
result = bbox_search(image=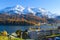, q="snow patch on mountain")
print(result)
[0,5,57,18]
[12,5,25,12]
